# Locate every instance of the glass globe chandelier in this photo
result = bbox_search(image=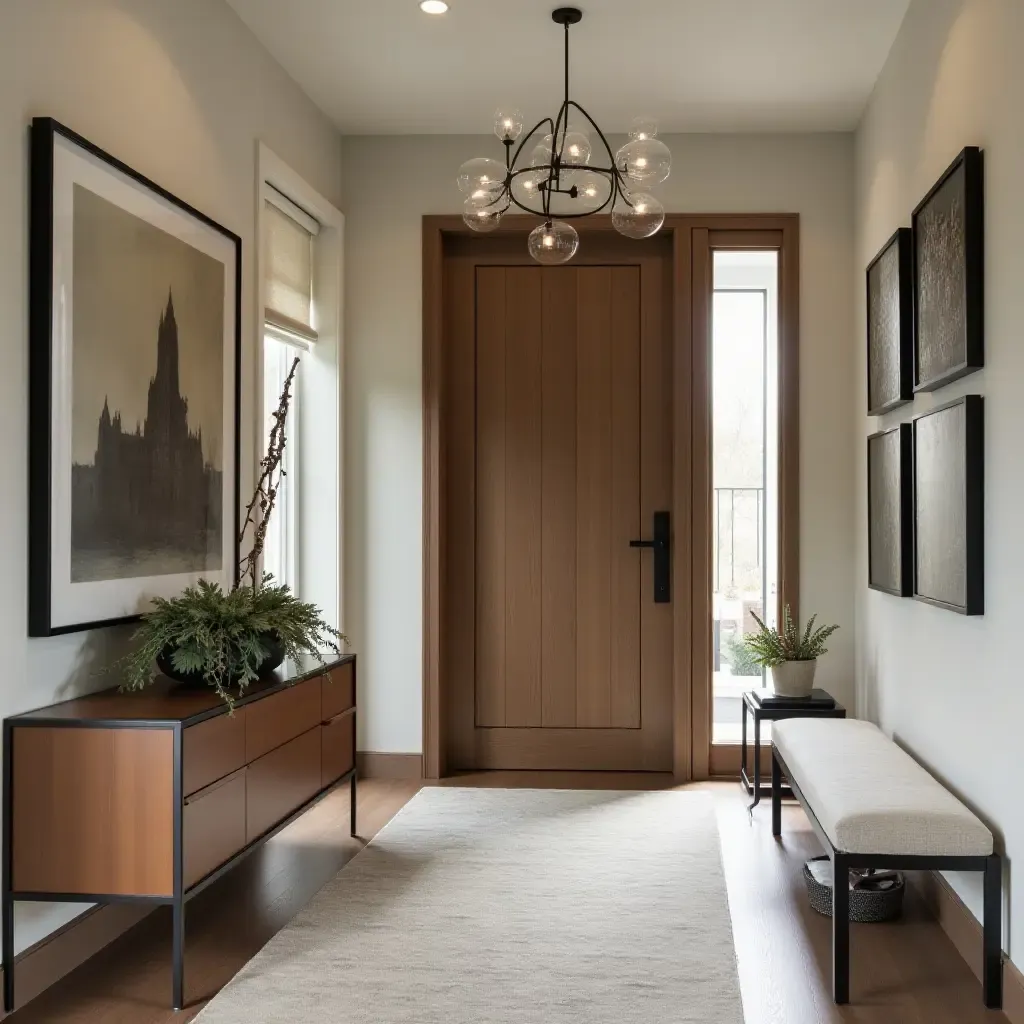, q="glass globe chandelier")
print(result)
[456,7,672,264]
